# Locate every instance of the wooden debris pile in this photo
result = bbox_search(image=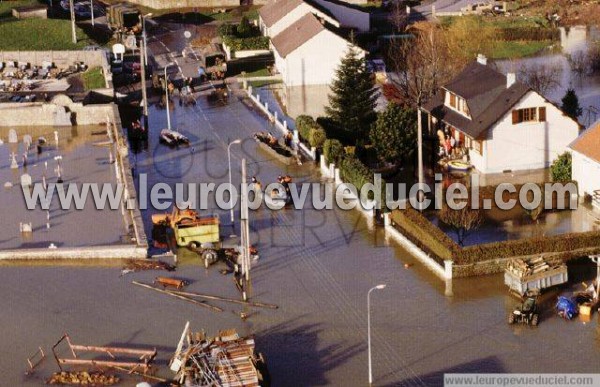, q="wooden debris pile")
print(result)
[122,259,175,273]
[171,323,268,387]
[506,256,559,278]
[46,371,119,385]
